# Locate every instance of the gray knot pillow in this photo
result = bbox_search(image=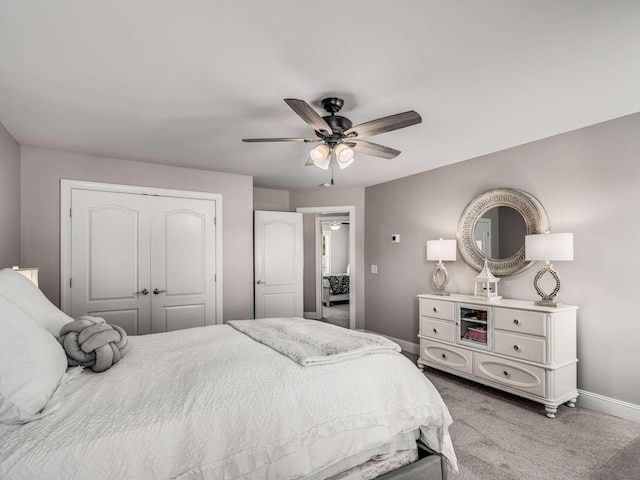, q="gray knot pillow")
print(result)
[59,316,128,372]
